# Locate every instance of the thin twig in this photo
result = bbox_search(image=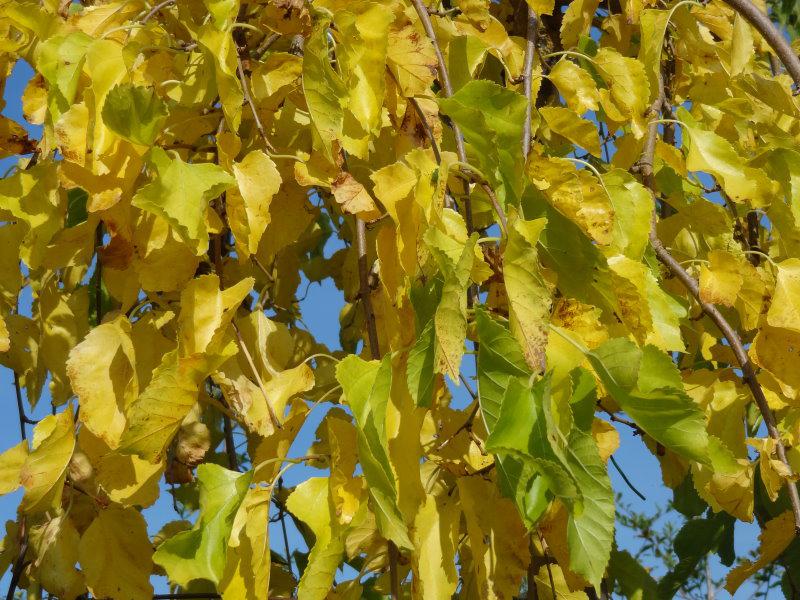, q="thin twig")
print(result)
[7,268,29,600]
[141,0,174,24]
[481,183,508,236]
[522,7,538,159]
[528,535,539,600]
[222,412,238,471]
[277,477,293,575]
[609,455,647,501]
[237,55,276,152]
[13,372,27,439]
